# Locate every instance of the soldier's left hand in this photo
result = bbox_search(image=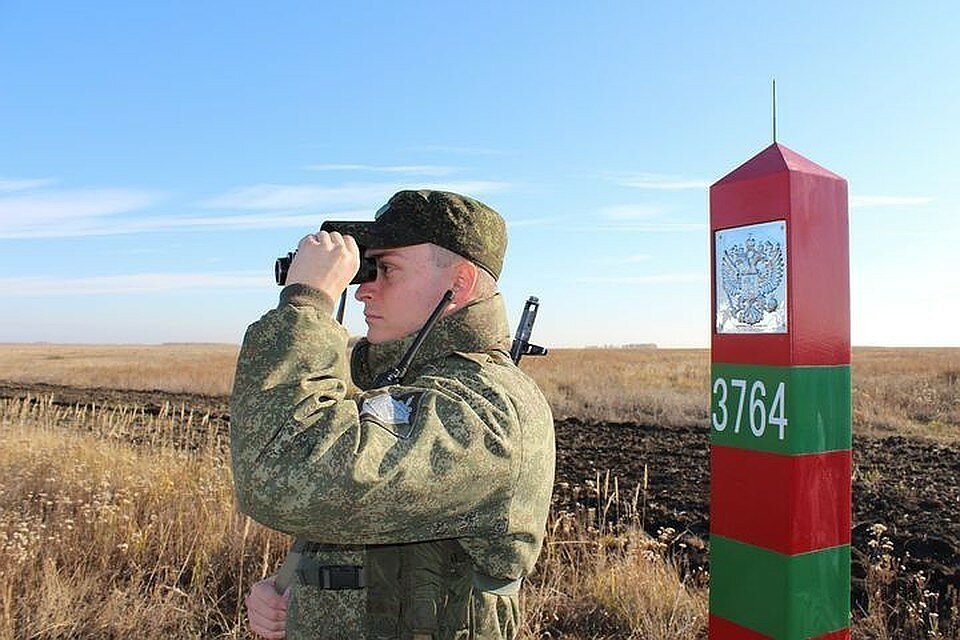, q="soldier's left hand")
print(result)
[245,575,289,639]
[286,231,360,301]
